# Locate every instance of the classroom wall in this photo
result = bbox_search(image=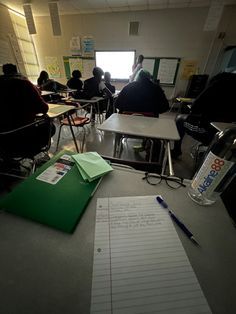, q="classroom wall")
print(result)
[0,5,16,73]
[33,7,213,98]
[206,5,236,76]
[0,5,28,75]
[1,4,236,97]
